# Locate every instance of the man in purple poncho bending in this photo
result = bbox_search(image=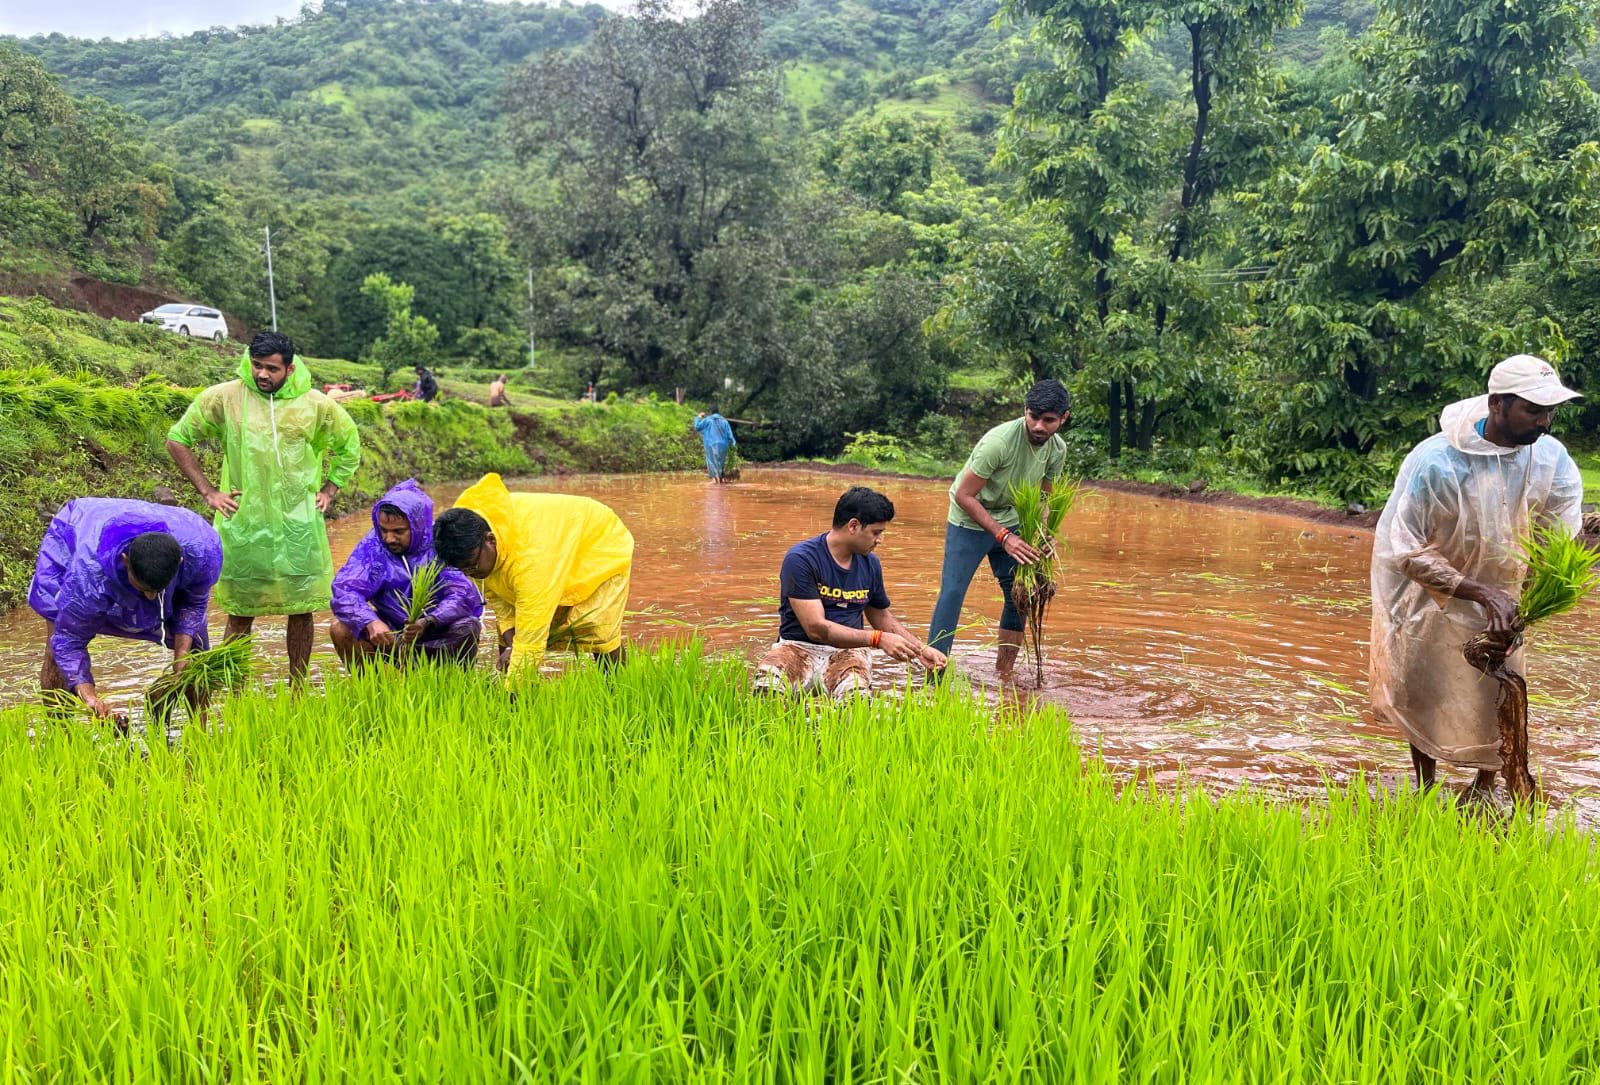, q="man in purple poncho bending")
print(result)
[329,479,482,671]
[29,498,223,720]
